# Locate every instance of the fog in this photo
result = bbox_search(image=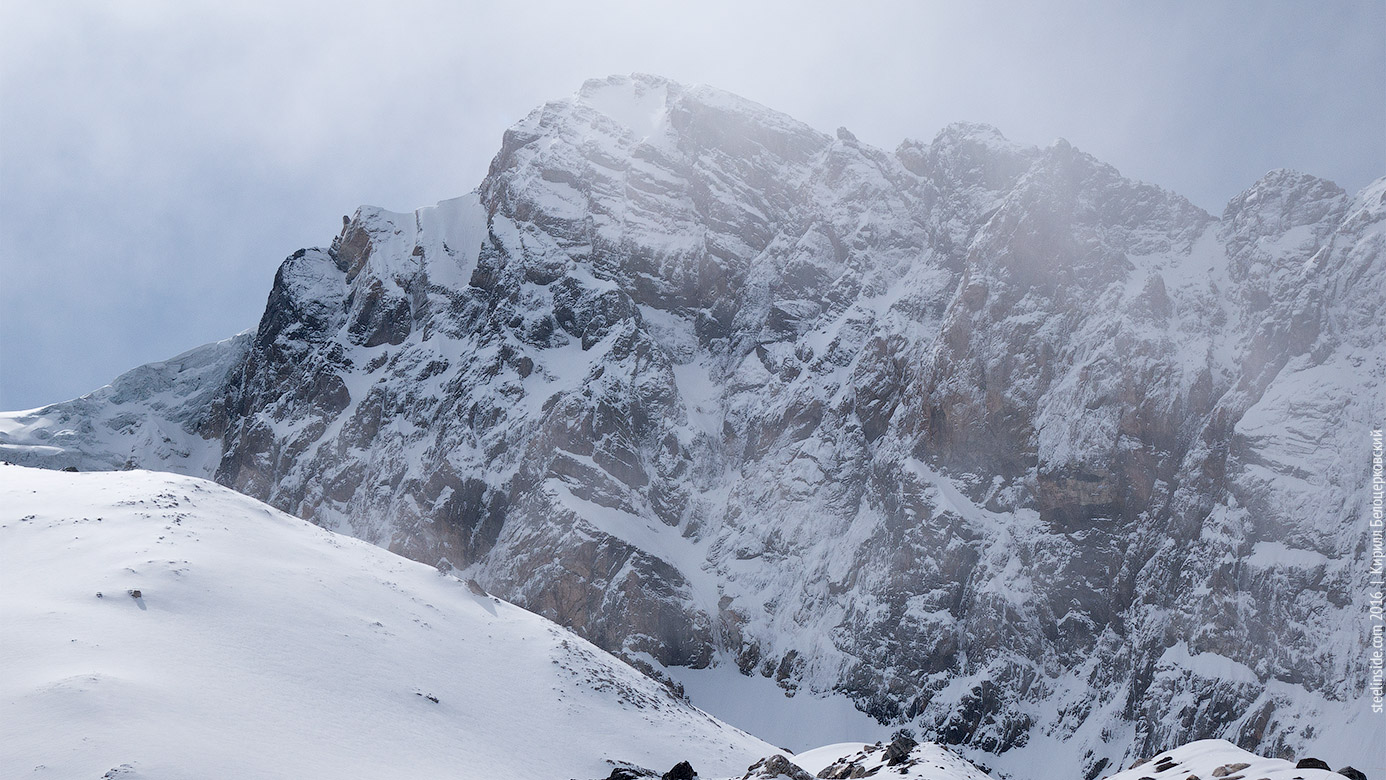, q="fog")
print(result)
[1,0,1381,408]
